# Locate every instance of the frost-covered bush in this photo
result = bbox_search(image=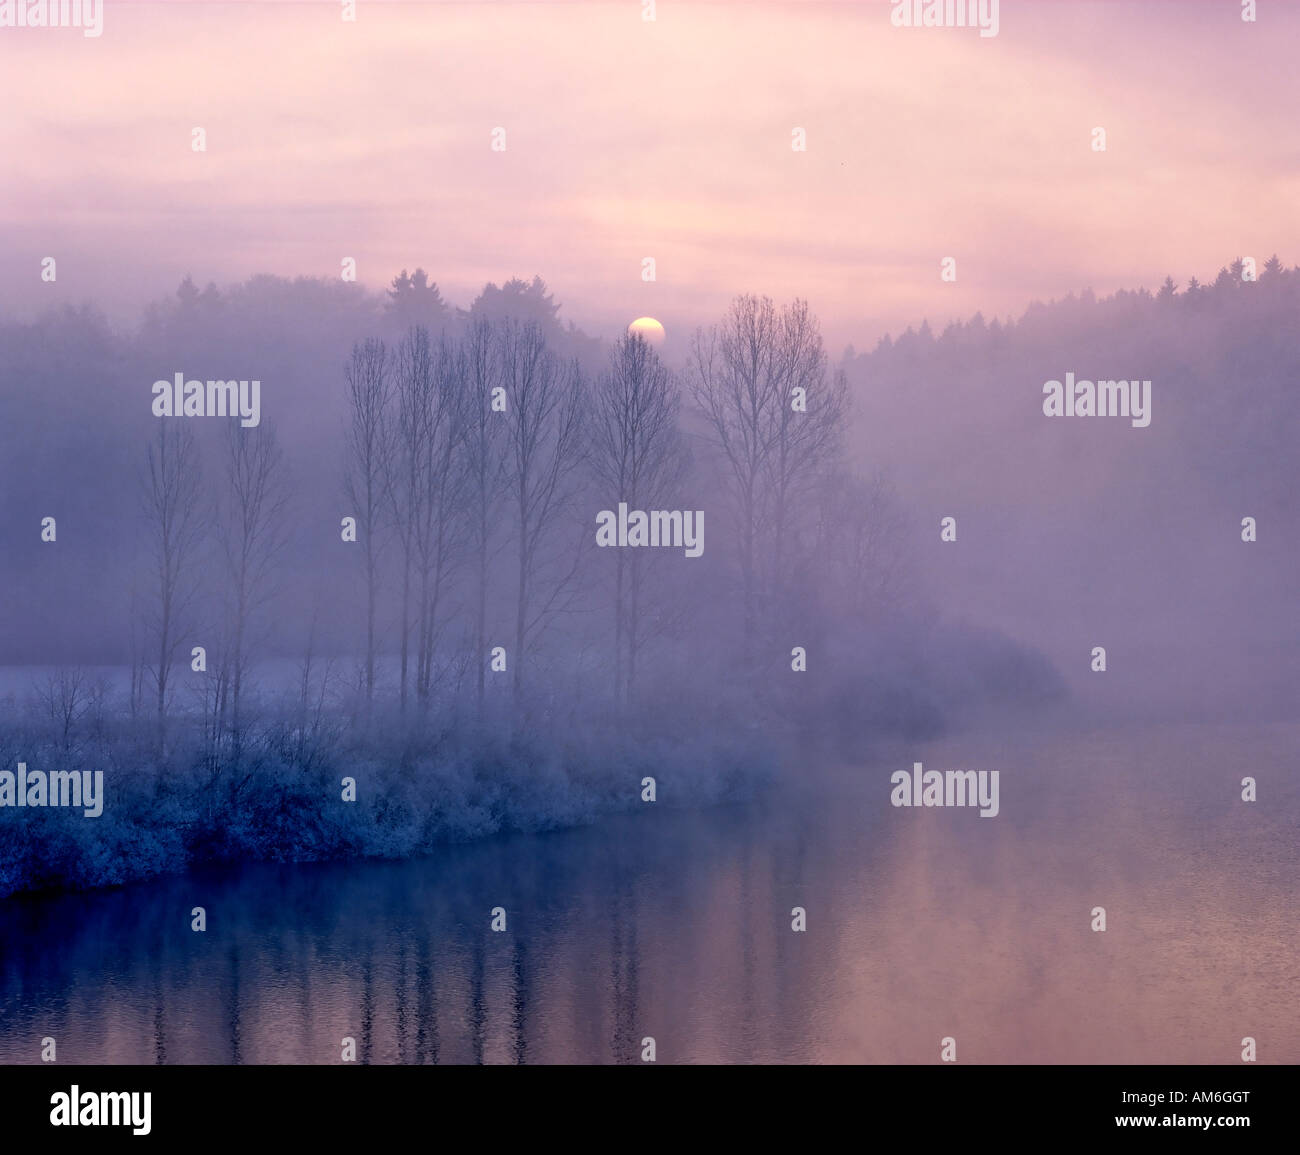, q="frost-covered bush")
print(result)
[0,697,777,900]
